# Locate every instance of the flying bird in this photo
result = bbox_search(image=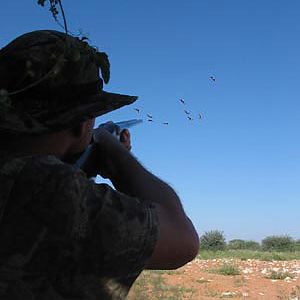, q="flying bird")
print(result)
[198,113,203,120]
[187,116,193,121]
[134,108,140,113]
[147,114,153,119]
[163,122,169,125]
[209,76,216,82]
[147,119,154,122]
[184,110,190,115]
[179,98,185,104]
